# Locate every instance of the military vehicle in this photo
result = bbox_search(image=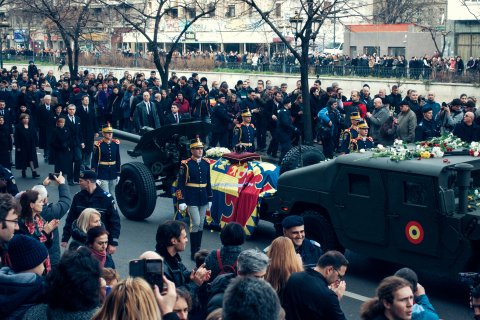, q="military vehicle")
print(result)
[267,150,480,276]
[113,121,211,221]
